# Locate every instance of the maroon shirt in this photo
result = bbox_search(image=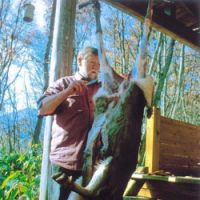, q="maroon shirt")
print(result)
[39,74,101,170]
